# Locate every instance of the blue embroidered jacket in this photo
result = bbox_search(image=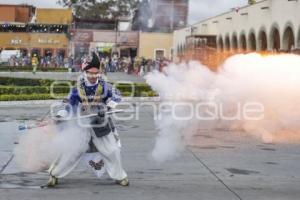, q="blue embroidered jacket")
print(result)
[68,76,121,112]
